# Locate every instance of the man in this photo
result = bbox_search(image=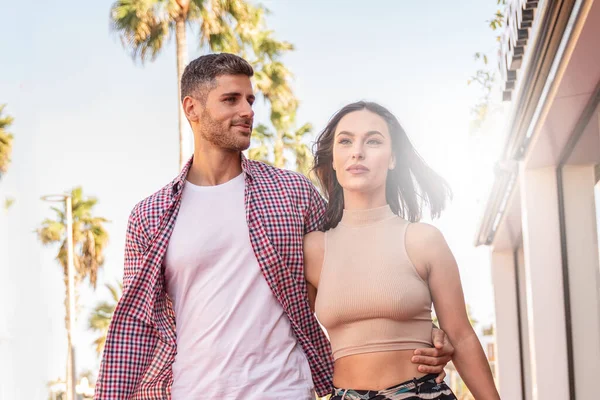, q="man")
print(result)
[95,53,454,399]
